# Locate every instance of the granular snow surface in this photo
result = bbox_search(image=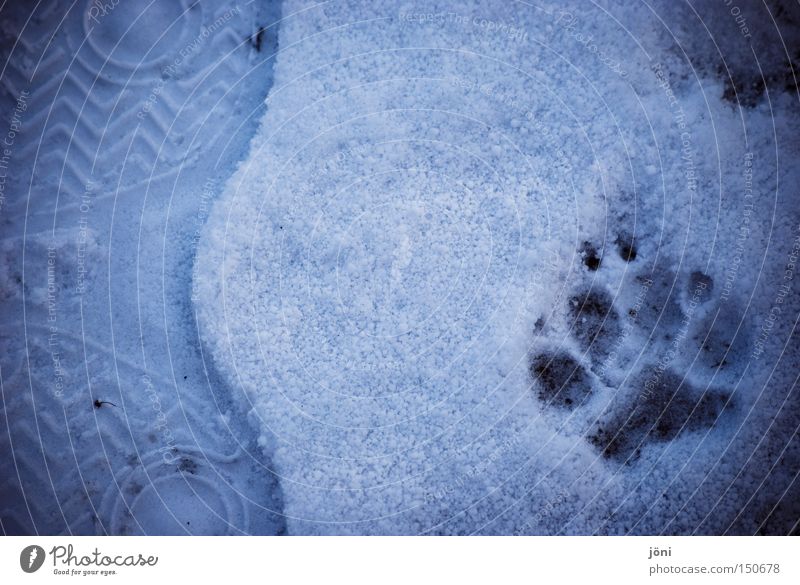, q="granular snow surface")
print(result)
[2,0,798,537]
[193,0,800,534]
